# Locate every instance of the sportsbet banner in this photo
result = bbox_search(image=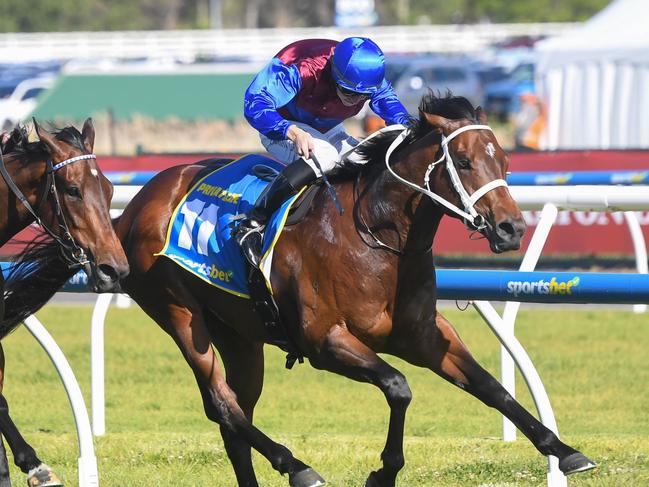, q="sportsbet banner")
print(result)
[435,270,649,304]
